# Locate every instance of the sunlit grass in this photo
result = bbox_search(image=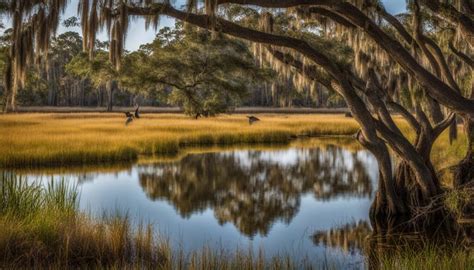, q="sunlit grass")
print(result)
[377,245,474,270]
[0,113,360,168]
[431,130,467,171]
